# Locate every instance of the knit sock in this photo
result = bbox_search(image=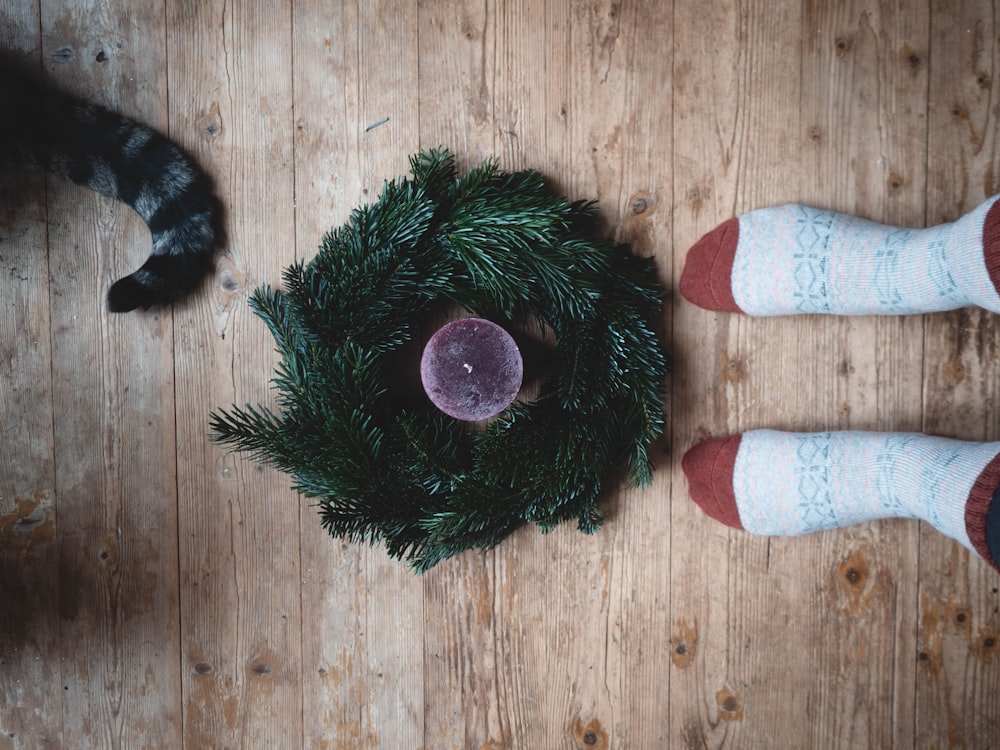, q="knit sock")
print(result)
[679,195,1000,315]
[681,430,1000,573]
